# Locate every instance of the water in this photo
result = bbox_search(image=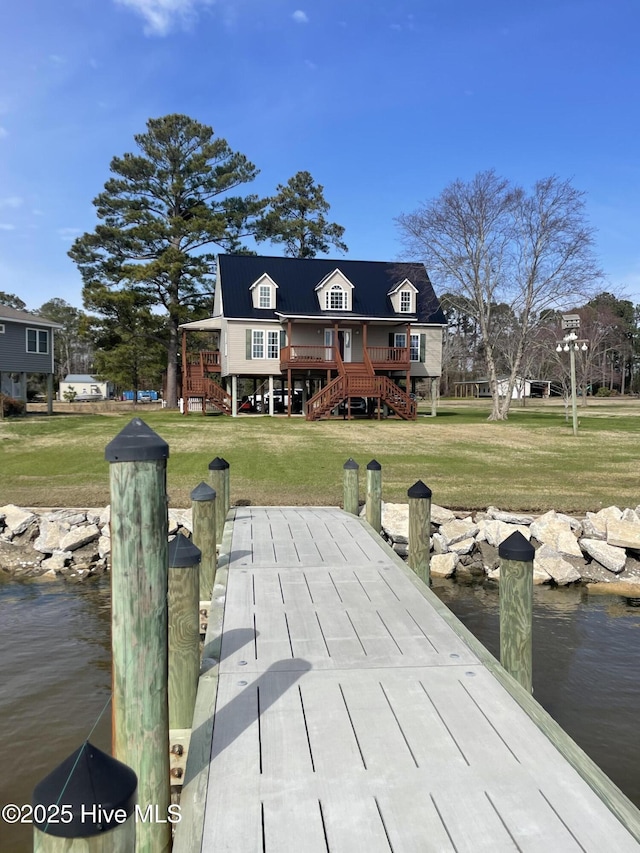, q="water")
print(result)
[0,575,112,853]
[1,576,639,852]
